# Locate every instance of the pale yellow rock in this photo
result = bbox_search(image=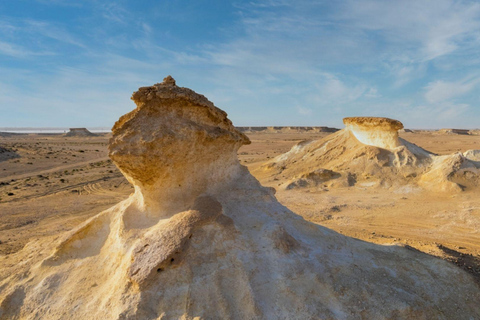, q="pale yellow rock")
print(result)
[1,78,479,319]
[343,117,403,150]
